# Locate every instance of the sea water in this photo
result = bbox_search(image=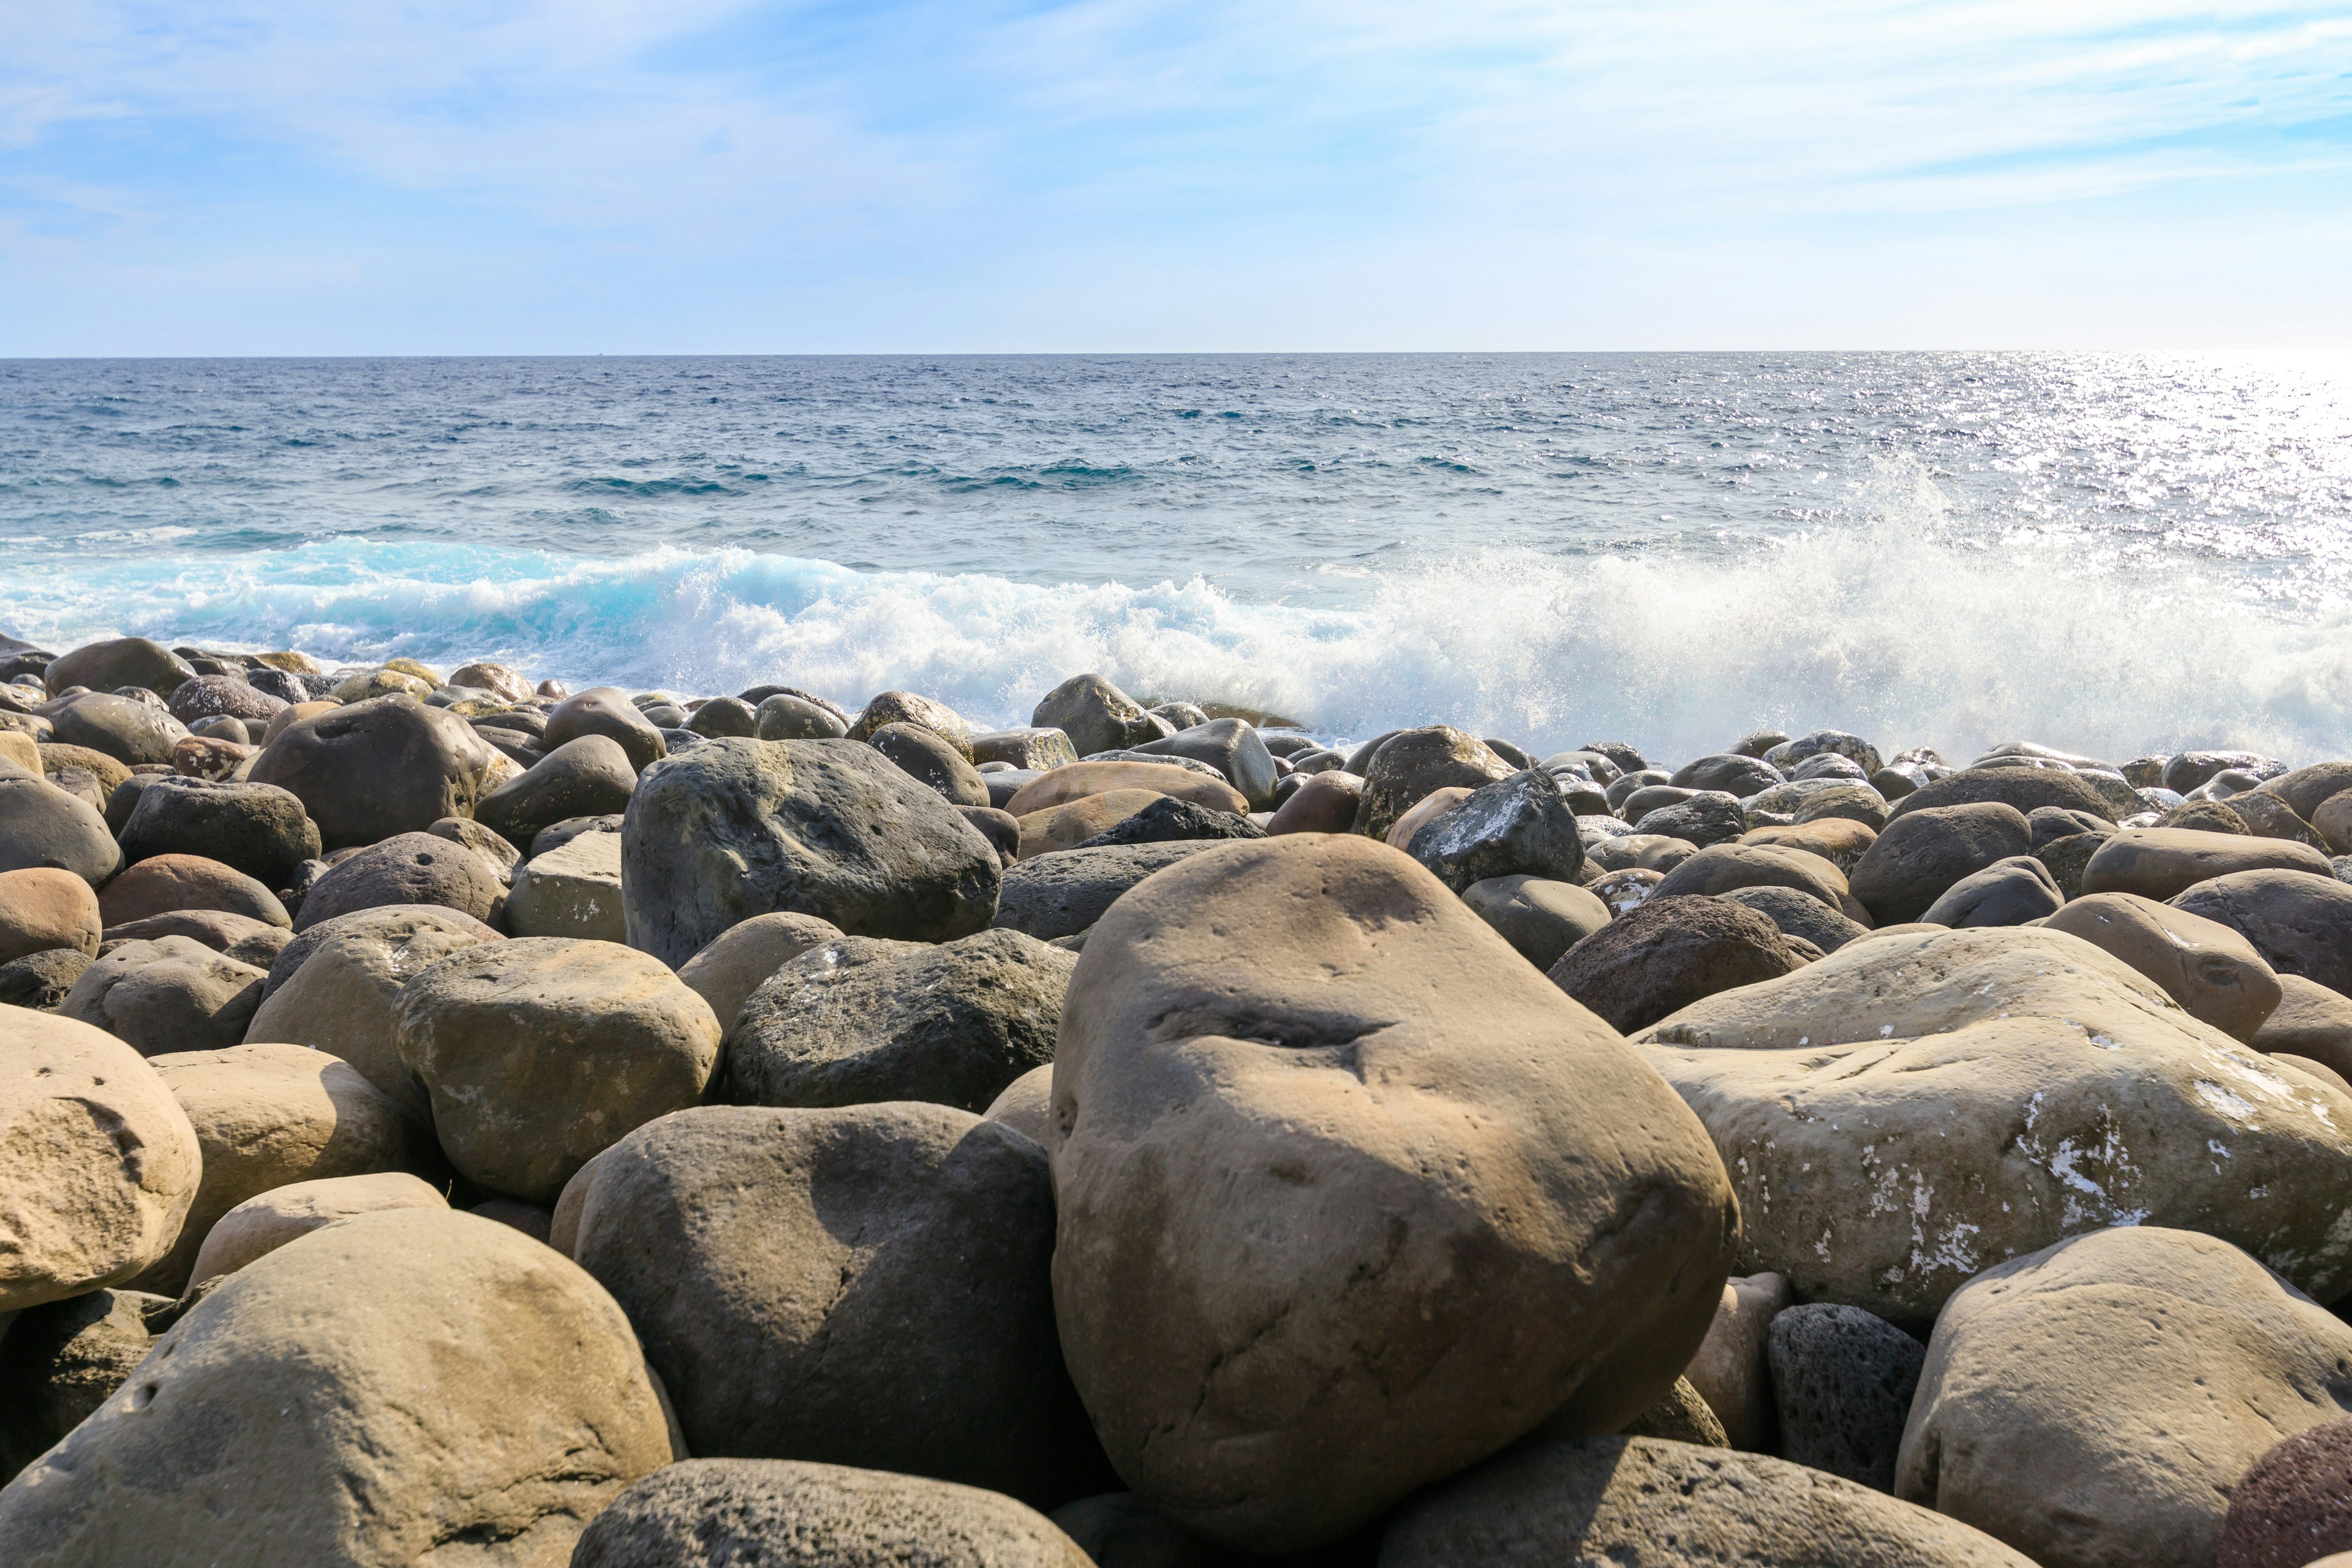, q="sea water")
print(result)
[4,352,2350,764]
